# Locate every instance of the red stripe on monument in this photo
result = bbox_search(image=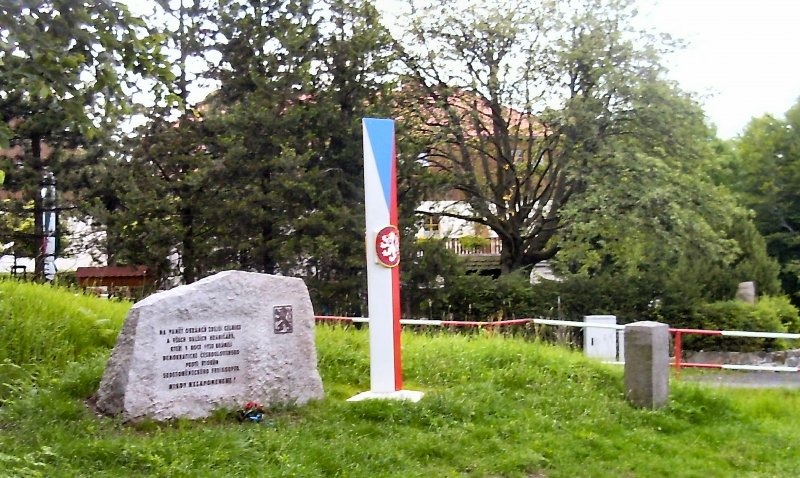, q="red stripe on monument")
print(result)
[392,264,403,390]
[390,134,403,390]
[390,132,398,225]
